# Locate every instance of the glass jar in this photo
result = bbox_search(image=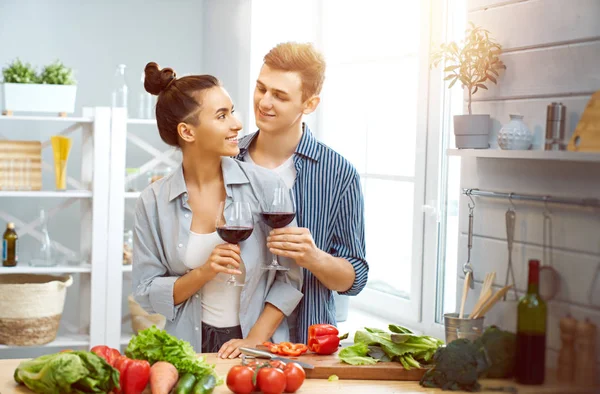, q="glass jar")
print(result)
[123,230,133,265]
